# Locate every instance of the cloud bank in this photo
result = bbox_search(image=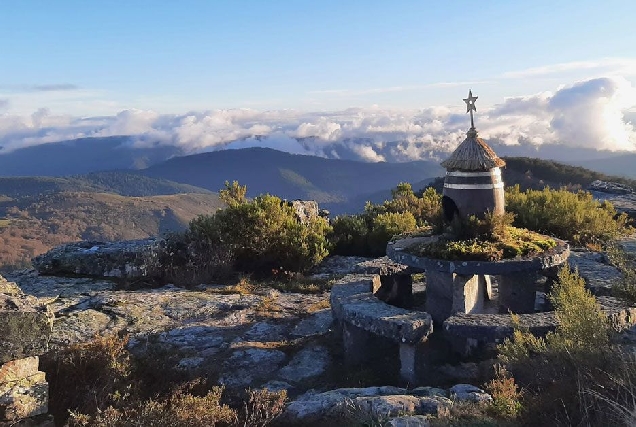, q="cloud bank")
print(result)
[1,77,635,162]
